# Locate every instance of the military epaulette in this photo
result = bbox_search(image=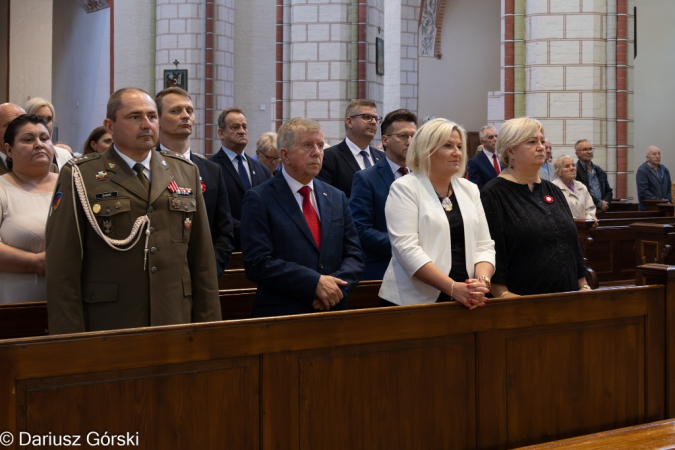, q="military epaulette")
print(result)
[191,152,206,159]
[160,150,195,165]
[67,153,101,166]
